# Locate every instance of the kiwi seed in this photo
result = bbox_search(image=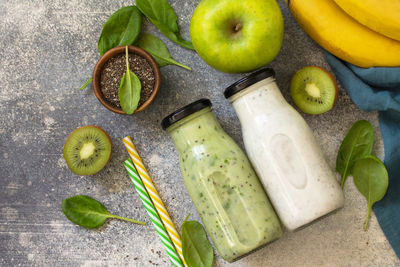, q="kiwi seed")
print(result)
[63,125,112,175]
[290,66,338,115]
